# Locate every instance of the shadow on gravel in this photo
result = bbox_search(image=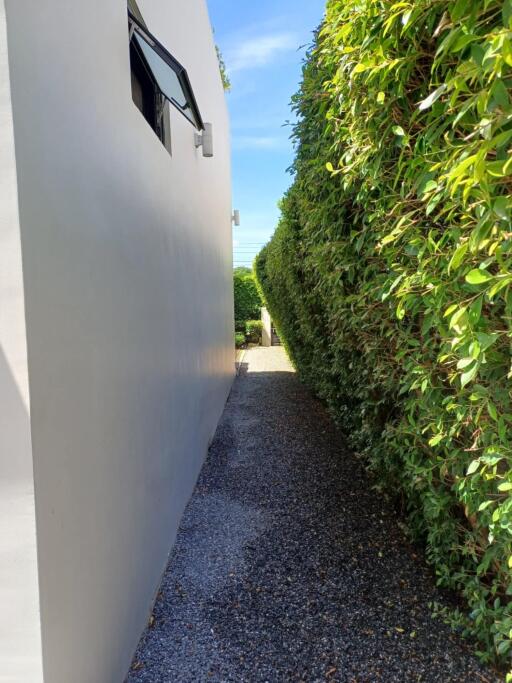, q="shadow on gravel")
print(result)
[127,353,503,683]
